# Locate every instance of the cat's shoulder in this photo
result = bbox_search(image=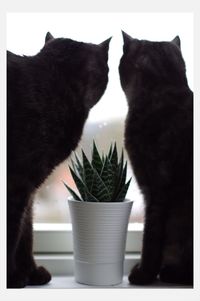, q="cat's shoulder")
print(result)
[7,50,32,70]
[7,50,23,63]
